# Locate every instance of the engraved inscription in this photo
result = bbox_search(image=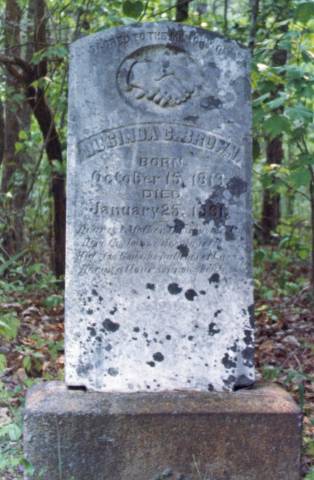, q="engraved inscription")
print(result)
[89,28,247,63]
[72,148,243,278]
[78,123,242,166]
[117,46,200,109]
